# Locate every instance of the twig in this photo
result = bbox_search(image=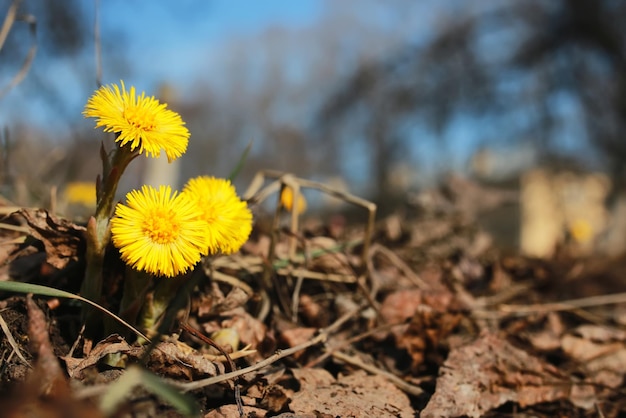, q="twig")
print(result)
[67,323,86,358]
[94,0,102,87]
[243,170,376,276]
[180,323,244,418]
[0,3,36,99]
[306,321,407,368]
[473,291,626,318]
[173,304,360,392]
[331,350,423,397]
[0,222,29,233]
[291,275,304,323]
[0,0,20,50]
[211,270,254,296]
[370,243,430,290]
[0,311,30,367]
[474,281,532,307]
